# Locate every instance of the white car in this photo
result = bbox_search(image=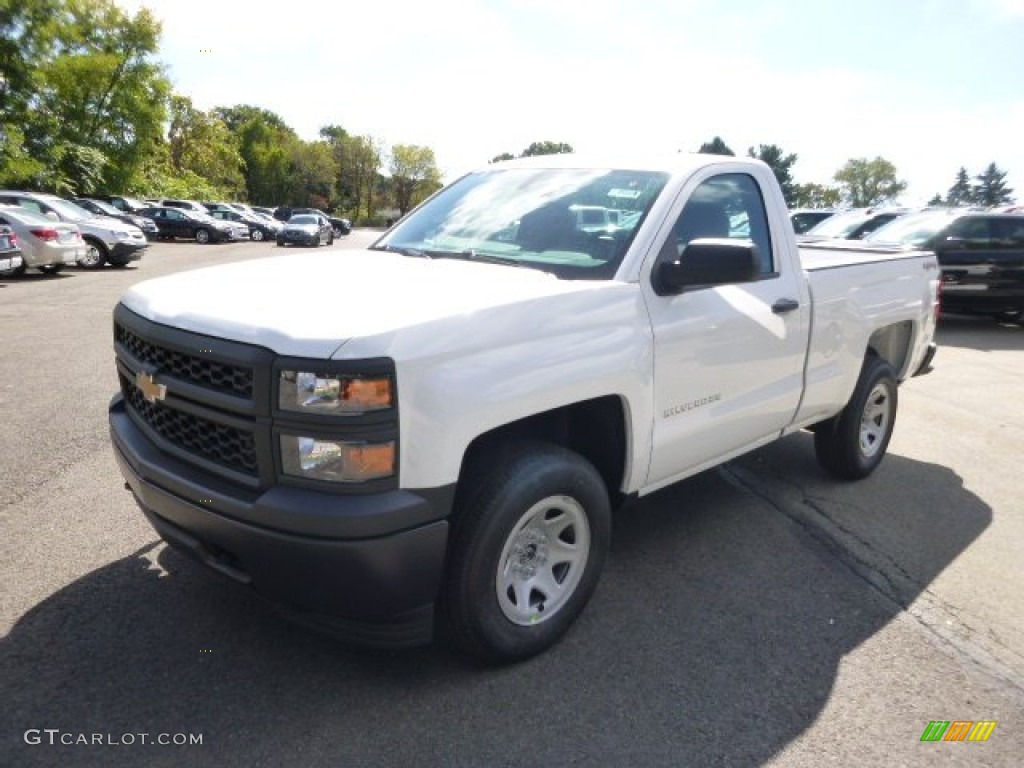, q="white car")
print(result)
[0,205,86,275]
